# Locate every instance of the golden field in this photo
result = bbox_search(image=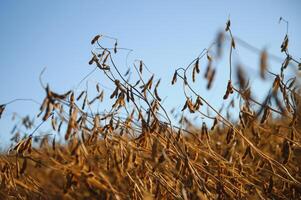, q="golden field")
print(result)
[0,19,301,199]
